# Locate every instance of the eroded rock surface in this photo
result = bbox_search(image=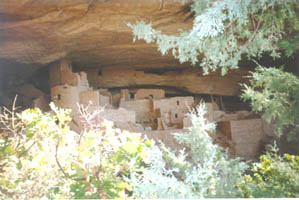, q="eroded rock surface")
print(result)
[0,0,192,67]
[0,0,252,99]
[87,67,248,96]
